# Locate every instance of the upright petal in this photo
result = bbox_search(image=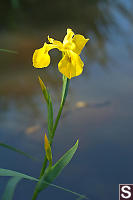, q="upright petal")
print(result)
[32,43,55,68]
[72,34,89,55]
[58,50,84,79]
[63,28,74,45]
